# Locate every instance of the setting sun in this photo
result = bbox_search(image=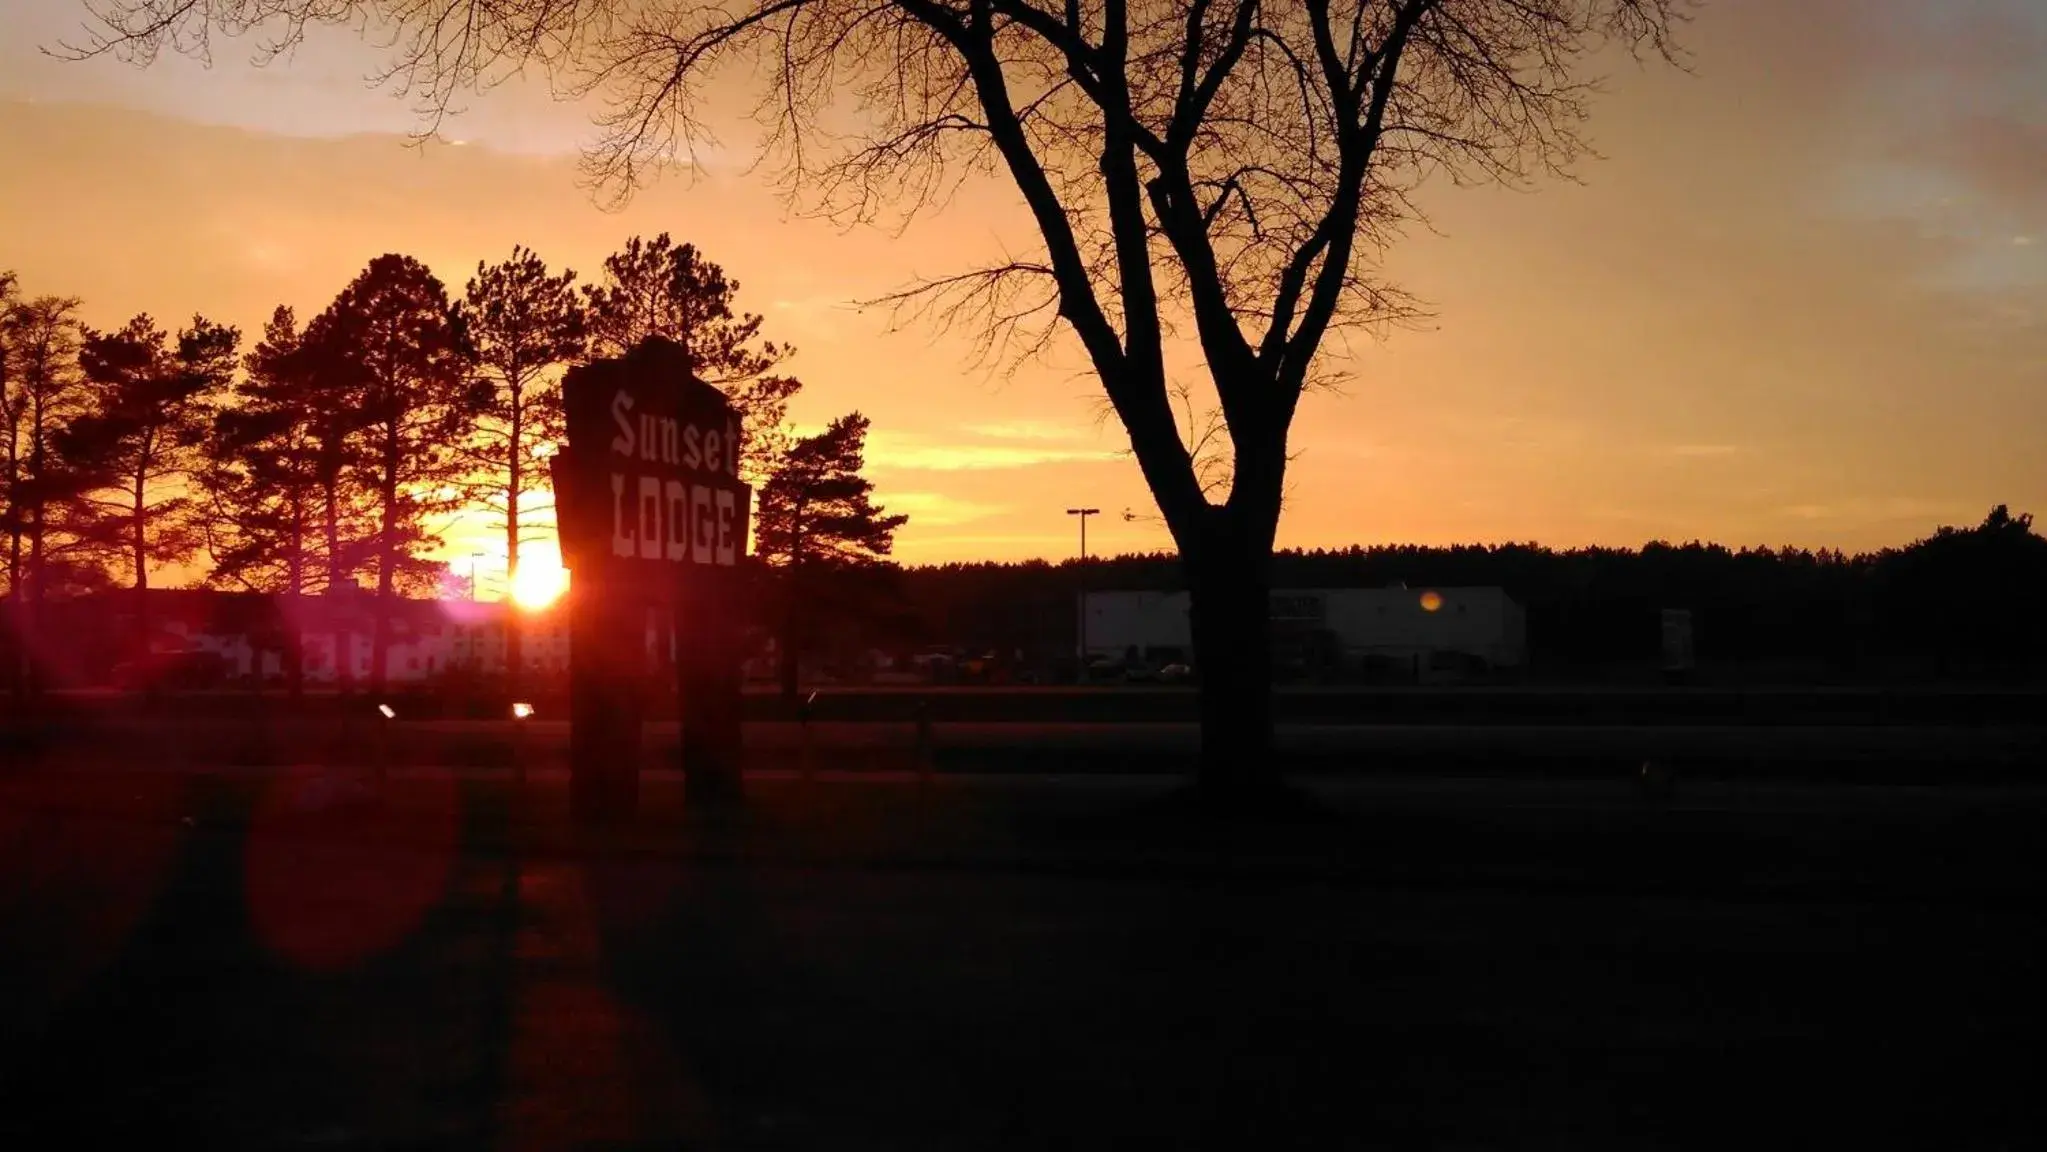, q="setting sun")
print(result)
[511,554,570,610]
